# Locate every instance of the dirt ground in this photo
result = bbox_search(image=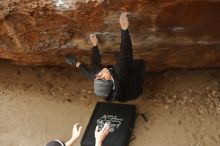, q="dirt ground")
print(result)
[0,61,220,146]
